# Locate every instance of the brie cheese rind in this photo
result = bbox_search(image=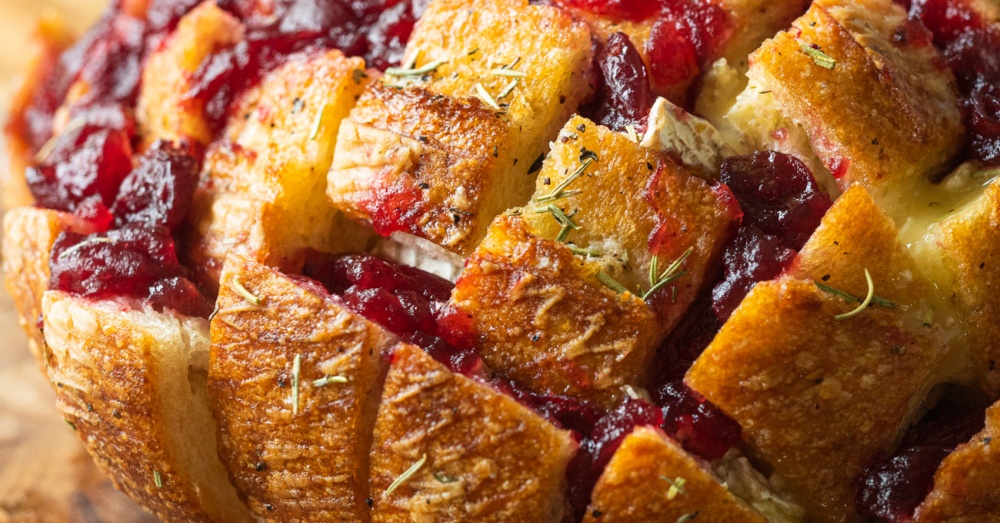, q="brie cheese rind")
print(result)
[328,0,594,257]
